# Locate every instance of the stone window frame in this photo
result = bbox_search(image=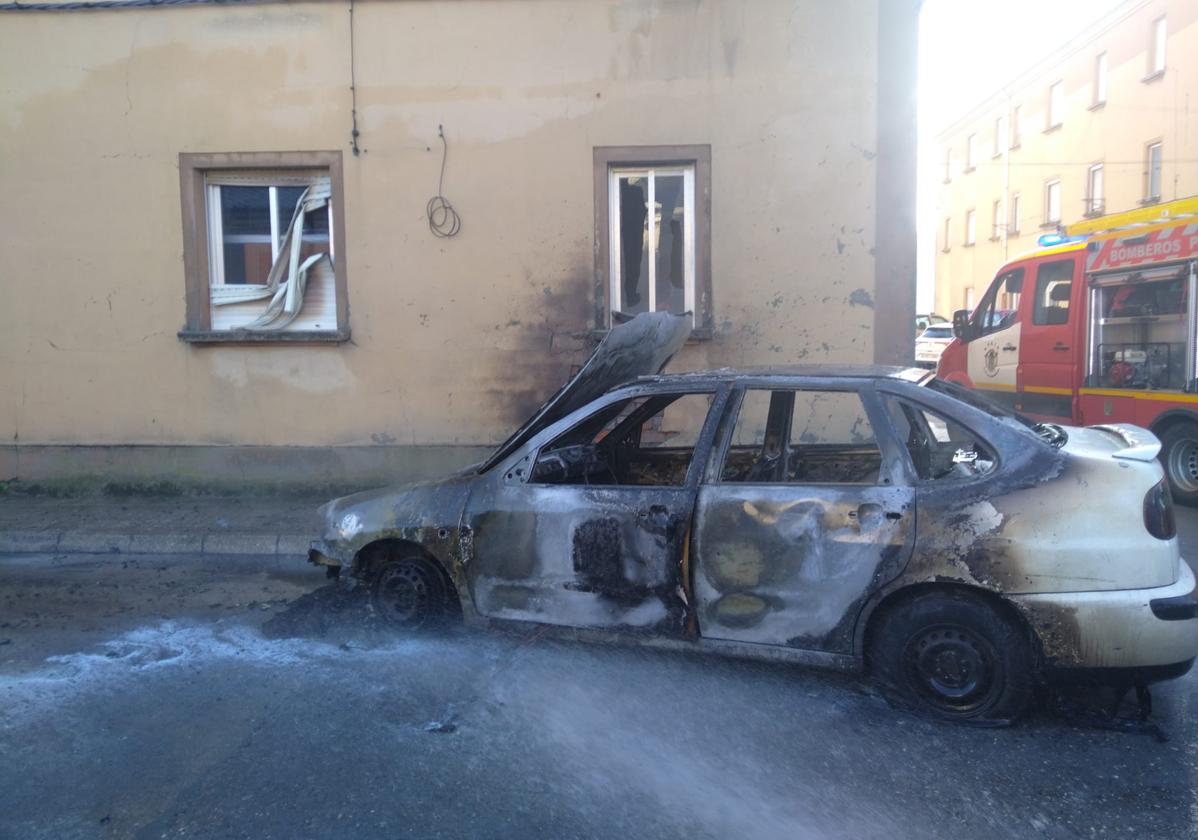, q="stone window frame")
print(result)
[178,150,350,344]
[592,145,713,340]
